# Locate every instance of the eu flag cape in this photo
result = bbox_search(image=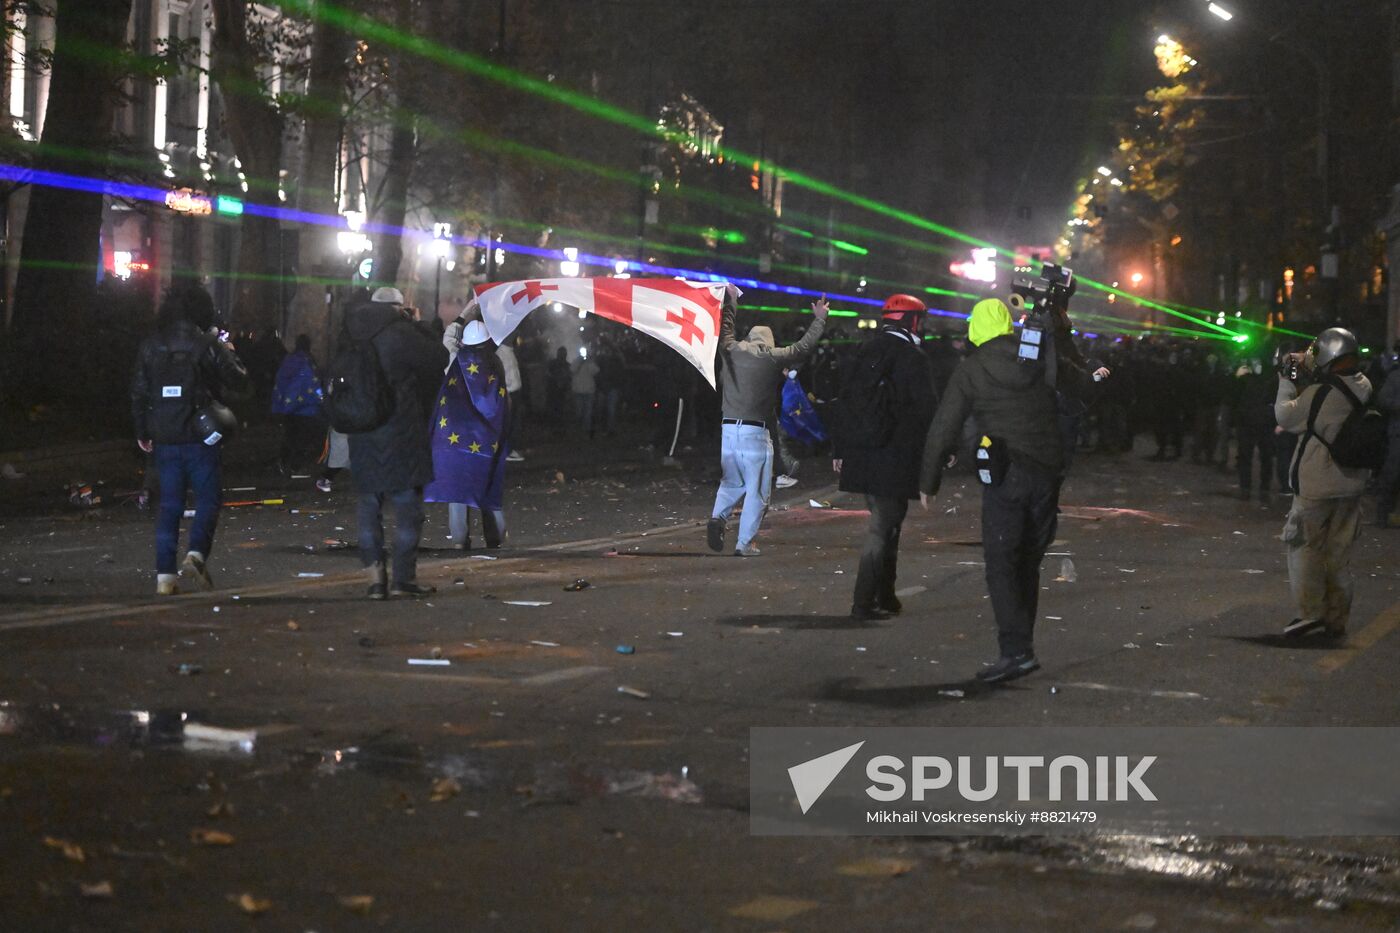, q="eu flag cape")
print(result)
[424,346,509,509]
[270,351,323,417]
[779,375,827,445]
